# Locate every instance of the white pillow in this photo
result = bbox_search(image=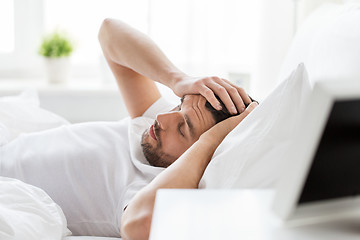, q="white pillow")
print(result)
[0,177,71,239]
[200,63,311,189]
[0,90,69,146]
